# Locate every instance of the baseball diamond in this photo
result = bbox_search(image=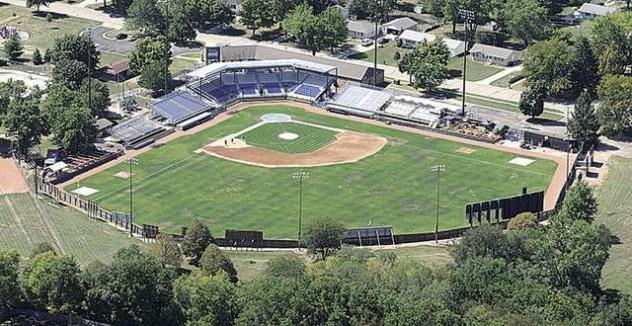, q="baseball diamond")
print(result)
[66,104,558,239]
